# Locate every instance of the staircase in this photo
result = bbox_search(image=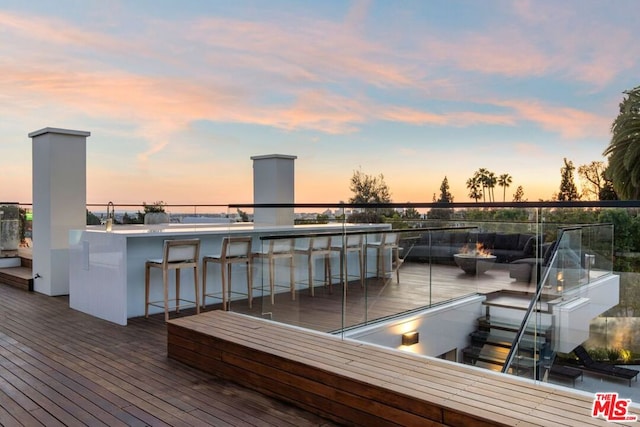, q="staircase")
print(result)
[0,251,33,292]
[462,290,553,379]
